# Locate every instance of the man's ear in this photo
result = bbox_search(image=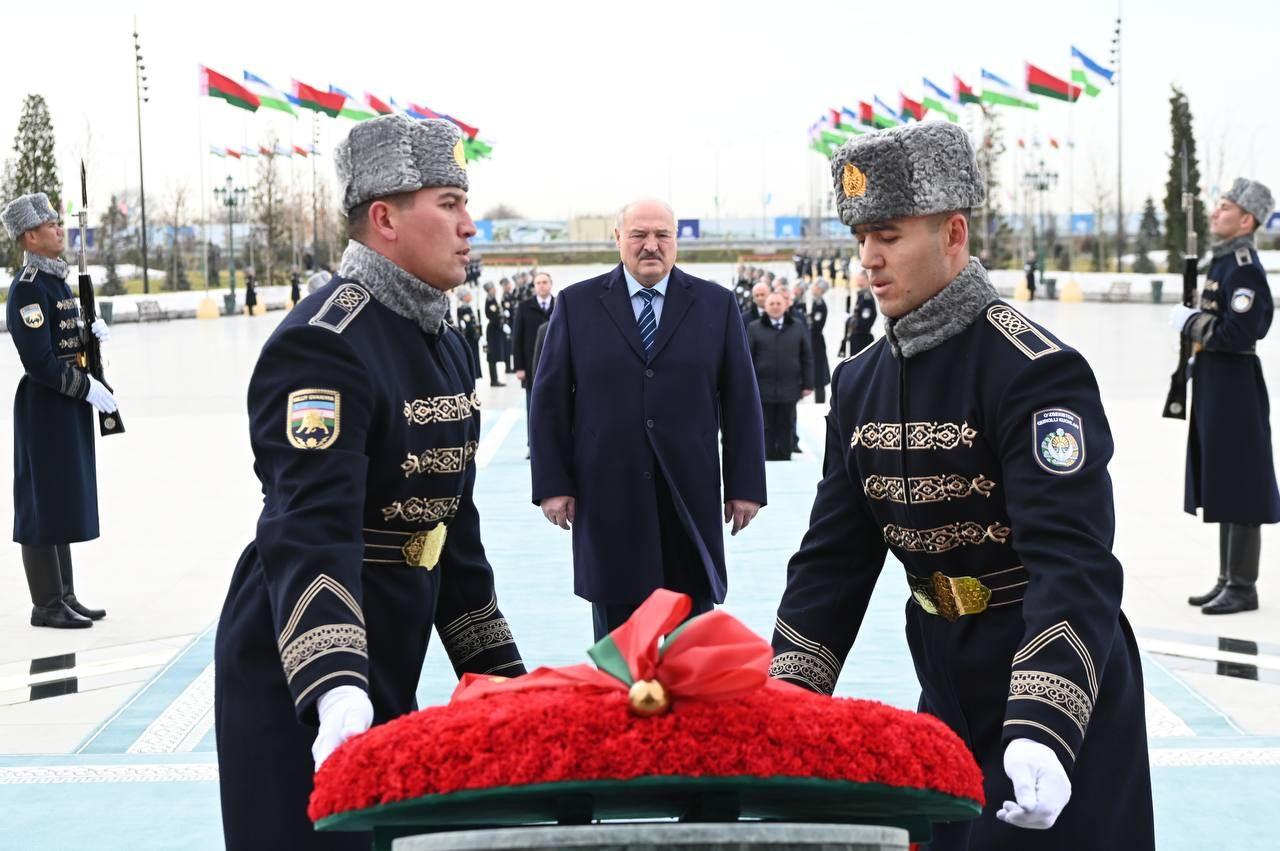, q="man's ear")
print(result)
[368,200,396,243]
